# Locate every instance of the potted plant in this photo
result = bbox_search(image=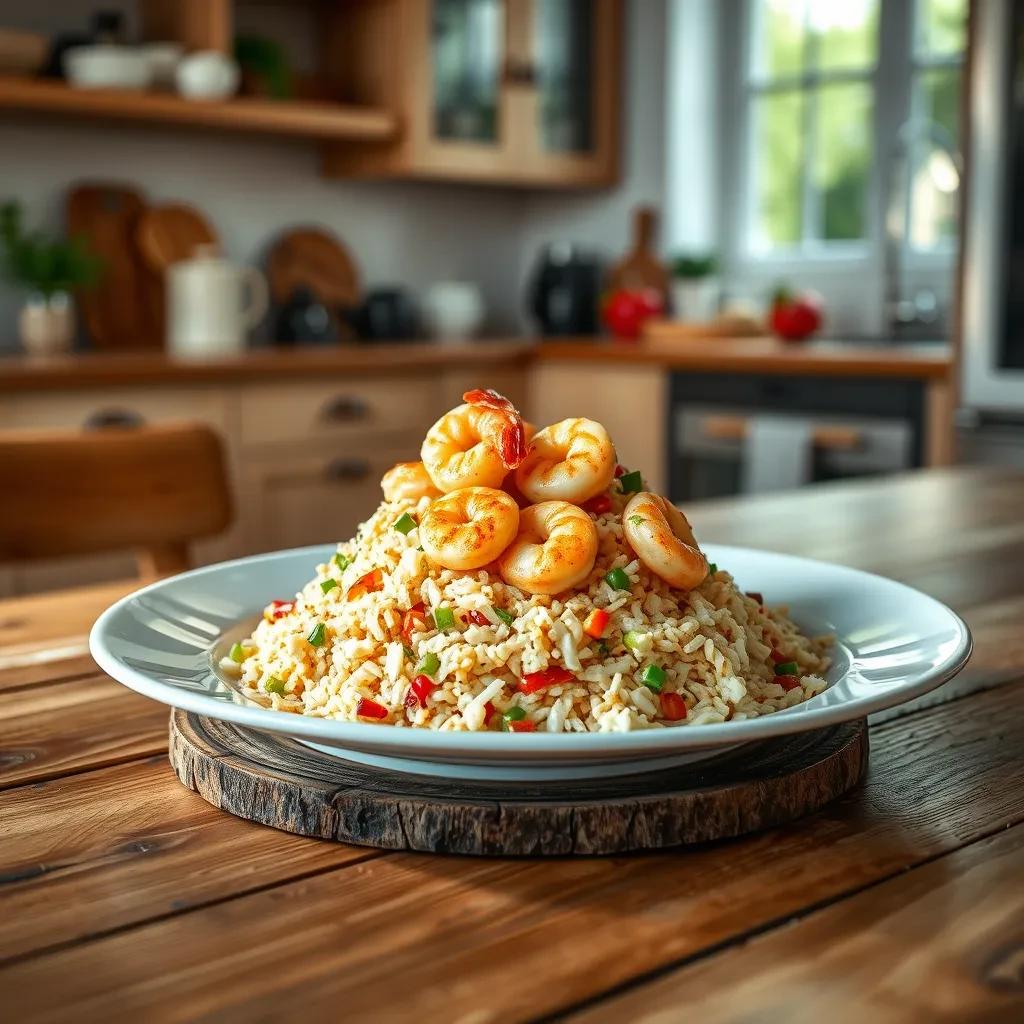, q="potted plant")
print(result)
[670,252,720,323]
[0,201,101,356]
